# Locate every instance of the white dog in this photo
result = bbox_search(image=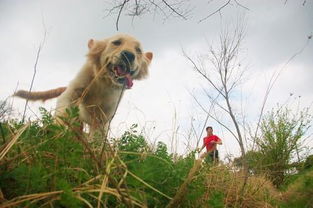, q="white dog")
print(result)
[15,34,153,133]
